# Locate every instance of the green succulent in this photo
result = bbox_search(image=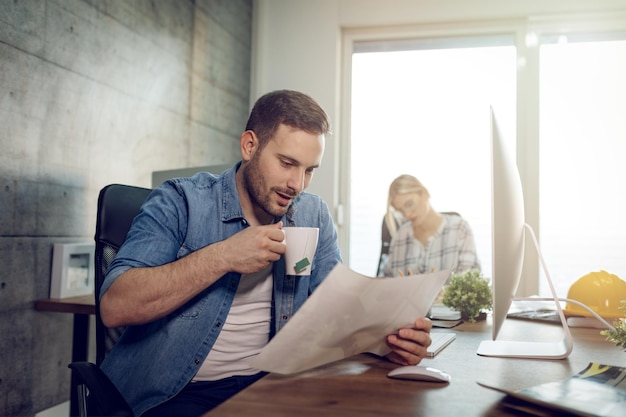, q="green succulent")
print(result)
[441,269,492,323]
